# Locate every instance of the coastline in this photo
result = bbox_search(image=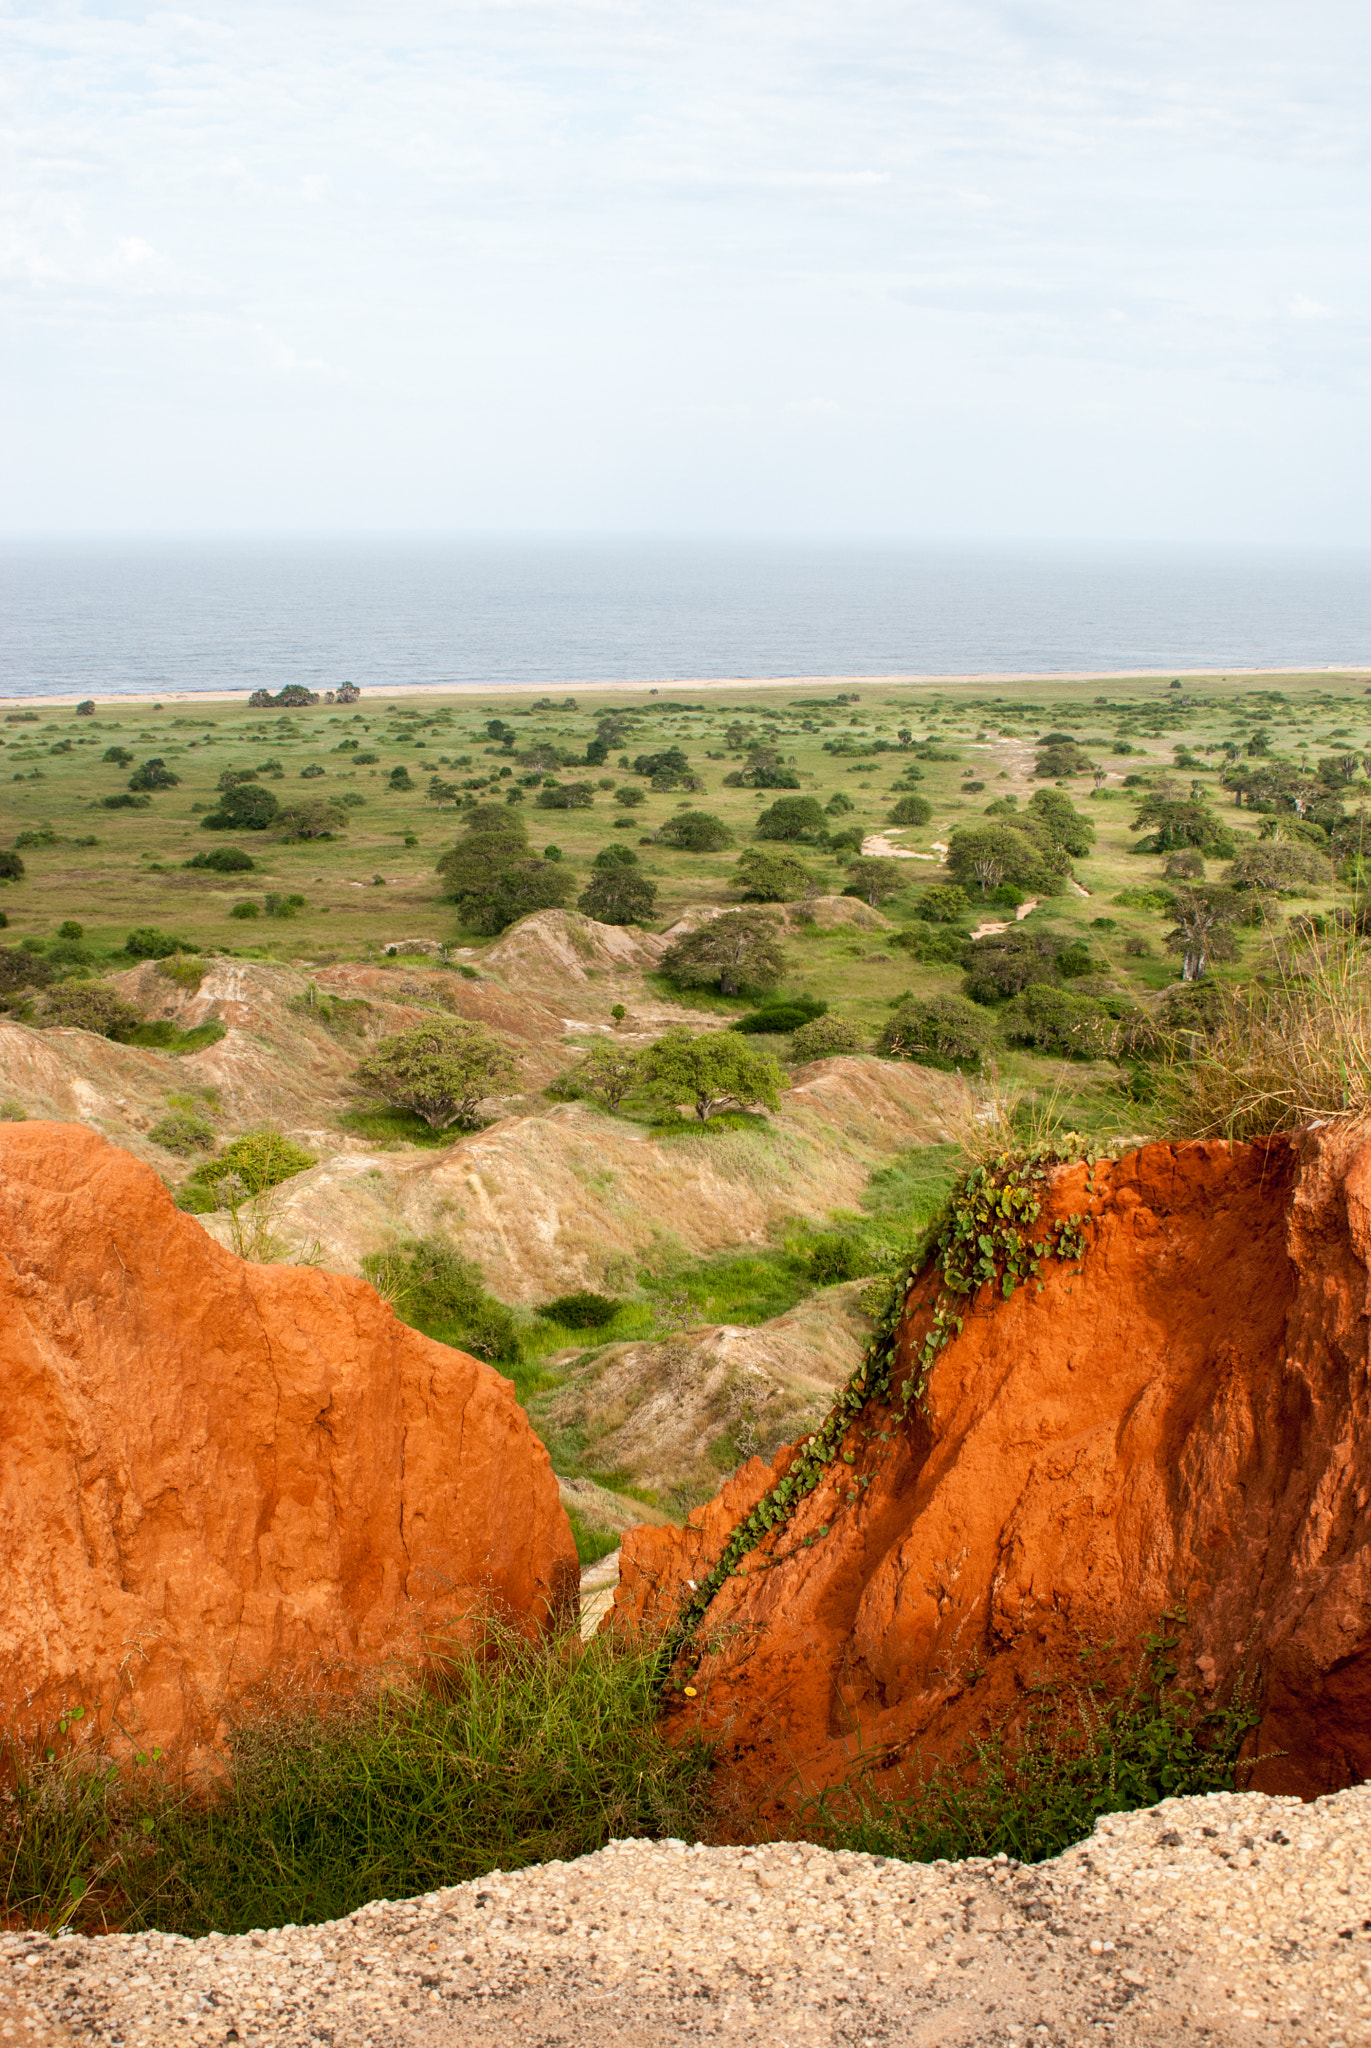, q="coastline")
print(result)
[3,664,1367,710]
